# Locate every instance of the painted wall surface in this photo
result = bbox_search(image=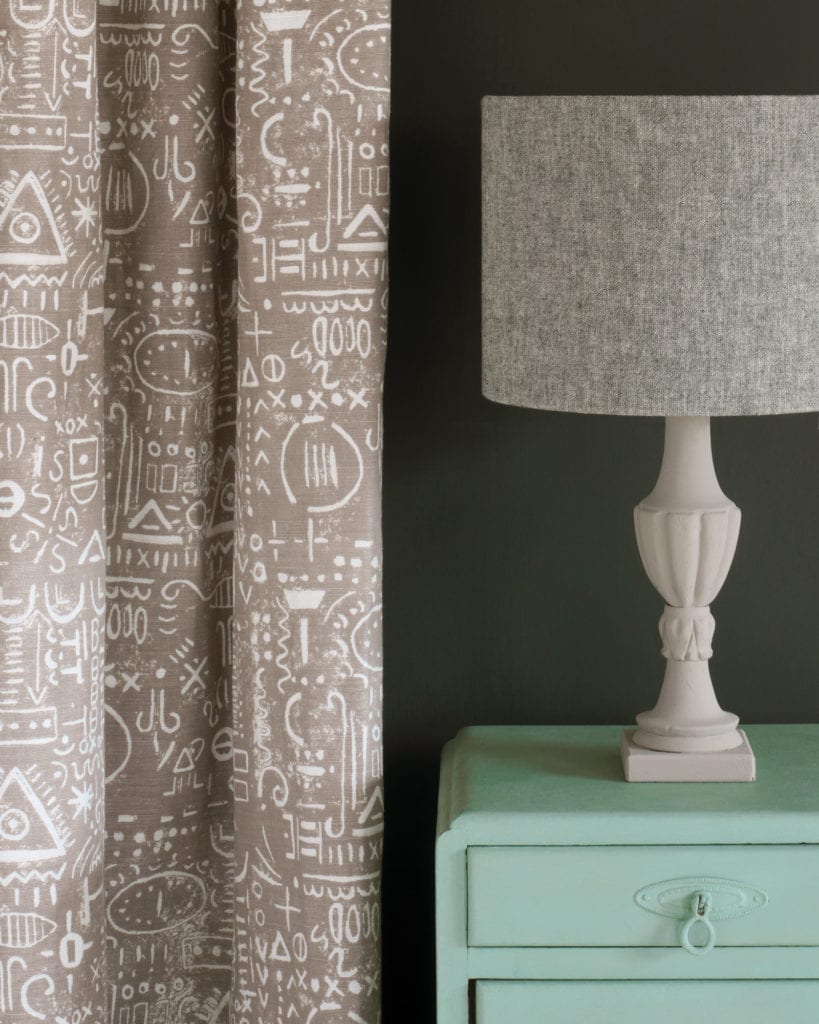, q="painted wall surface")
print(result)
[383,0,819,1019]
